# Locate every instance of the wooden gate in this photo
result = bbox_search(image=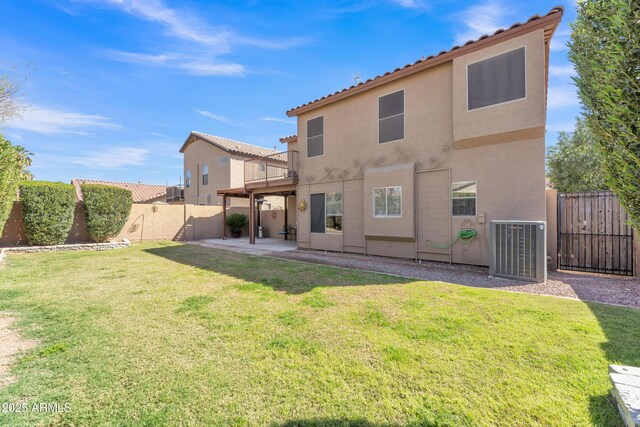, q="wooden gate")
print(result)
[558,191,634,275]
